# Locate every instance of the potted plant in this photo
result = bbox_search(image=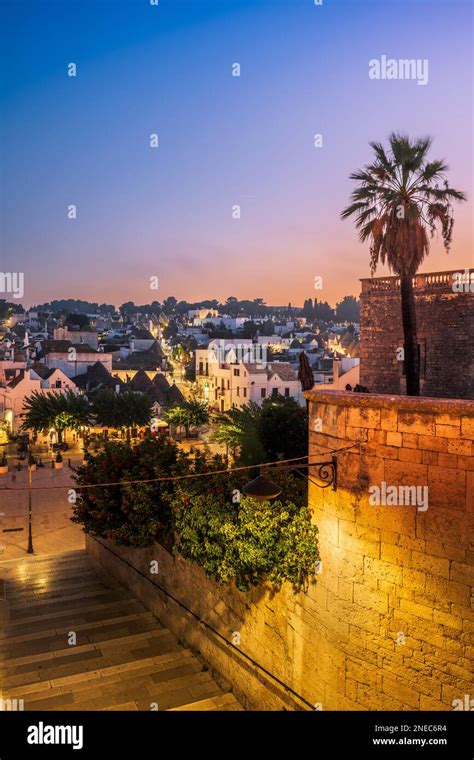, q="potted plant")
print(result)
[0,451,8,475]
[54,451,63,470]
[28,452,36,471]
